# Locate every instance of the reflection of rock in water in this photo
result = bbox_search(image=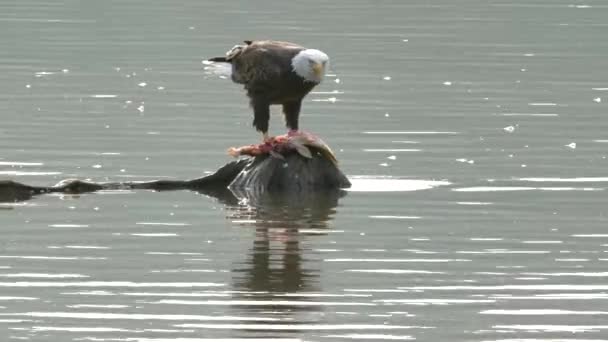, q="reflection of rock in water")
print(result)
[226,187,343,229]
[233,229,311,303]
[223,189,344,337]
